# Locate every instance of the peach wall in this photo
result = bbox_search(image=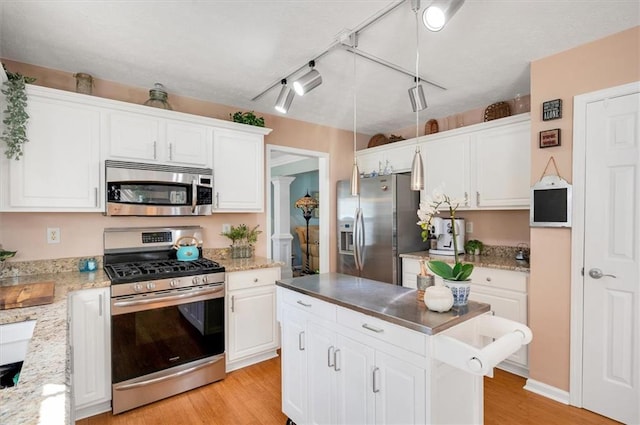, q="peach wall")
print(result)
[528,26,640,391]
[0,59,366,269]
